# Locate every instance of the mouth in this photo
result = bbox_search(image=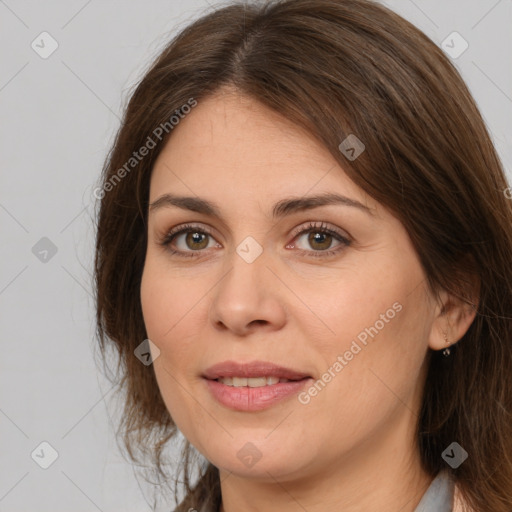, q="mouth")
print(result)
[201,360,313,411]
